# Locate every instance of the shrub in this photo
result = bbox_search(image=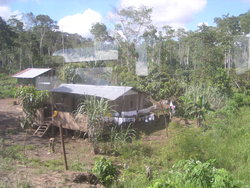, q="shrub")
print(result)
[0,73,17,98]
[148,159,239,188]
[92,157,117,186]
[15,86,50,128]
